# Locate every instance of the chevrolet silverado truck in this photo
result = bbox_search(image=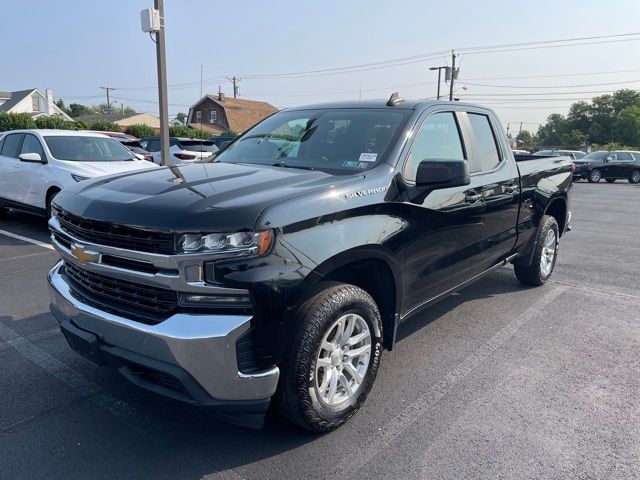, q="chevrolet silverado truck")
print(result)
[47,97,572,432]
